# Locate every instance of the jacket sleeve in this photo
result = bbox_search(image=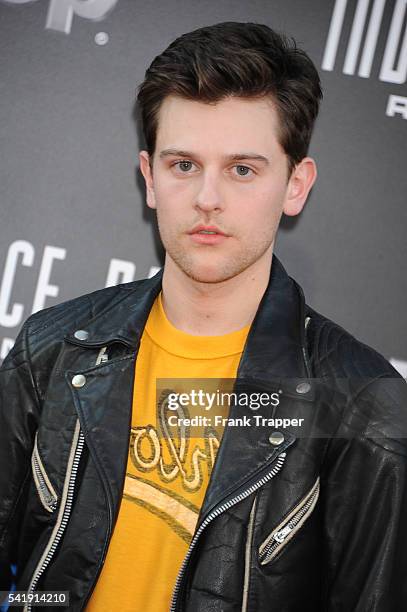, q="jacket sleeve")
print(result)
[321,374,407,611]
[0,319,41,591]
